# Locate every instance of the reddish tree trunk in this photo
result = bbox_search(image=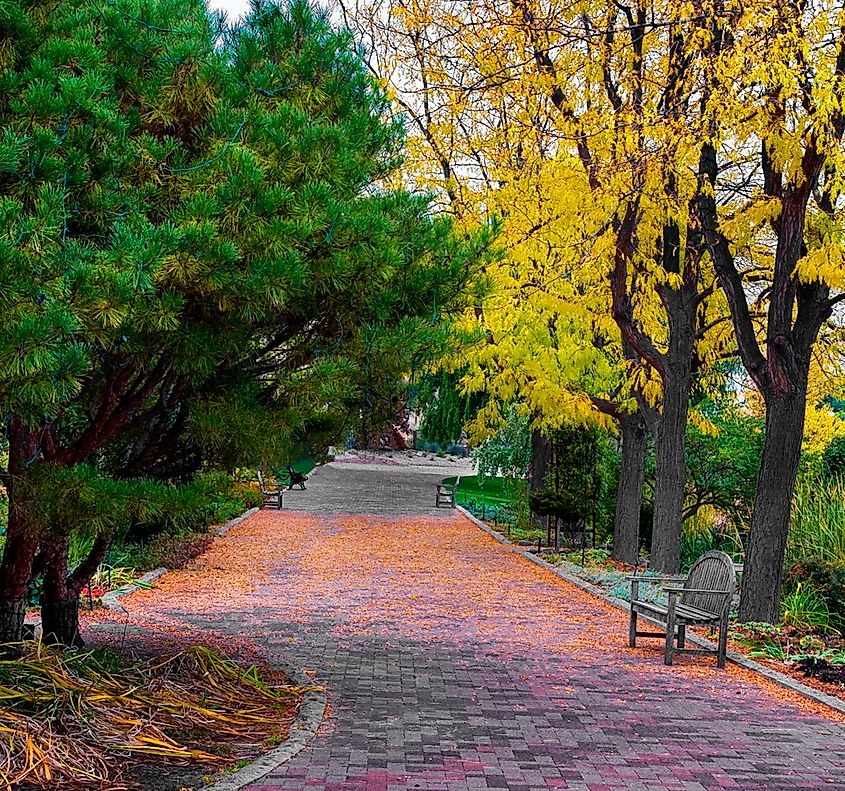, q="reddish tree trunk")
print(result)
[40,533,112,647]
[0,520,37,649]
[0,423,40,650]
[40,536,84,648]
